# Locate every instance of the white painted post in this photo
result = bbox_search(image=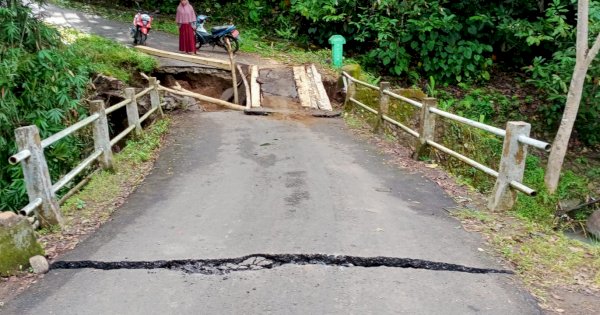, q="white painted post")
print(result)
[14,126,64,227]
[343,78,355,111]
[374,82,390,133]
[488,121,531,211]
[148,77,164,117]
[124,88,142,135]
[413,97,437,160]
[89,100,114,171]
